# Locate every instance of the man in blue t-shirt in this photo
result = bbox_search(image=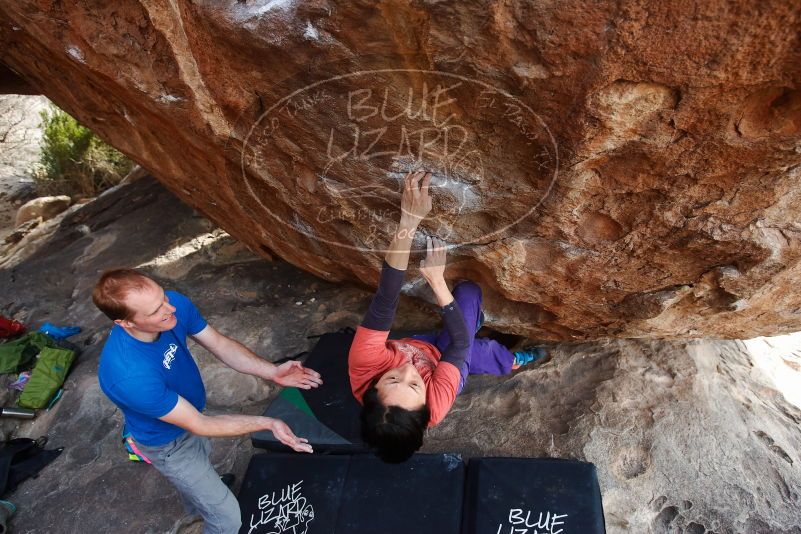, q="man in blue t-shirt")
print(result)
[94,268,322,534]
